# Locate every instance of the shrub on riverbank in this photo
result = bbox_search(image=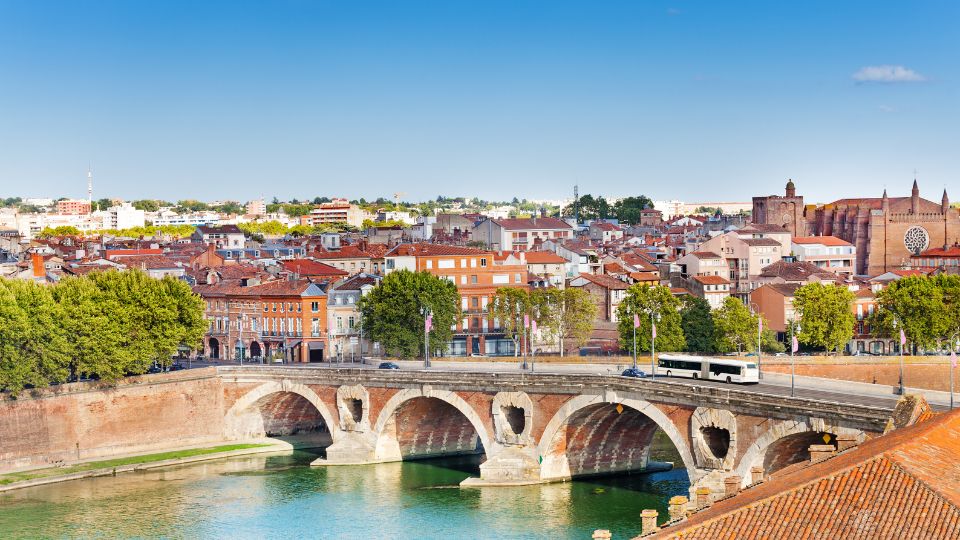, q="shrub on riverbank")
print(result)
[0,270,206,395]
